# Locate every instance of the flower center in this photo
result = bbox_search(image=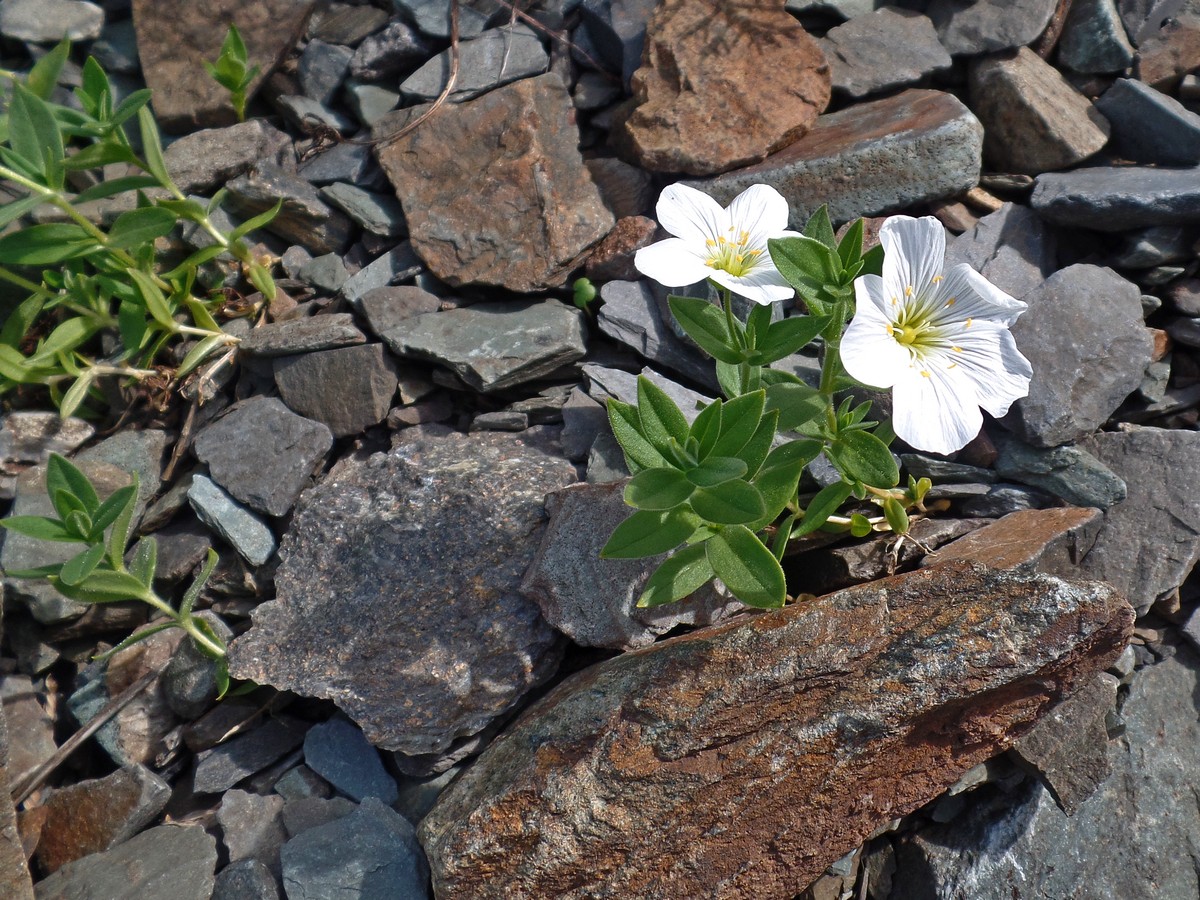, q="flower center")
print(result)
[705,228,761,277]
